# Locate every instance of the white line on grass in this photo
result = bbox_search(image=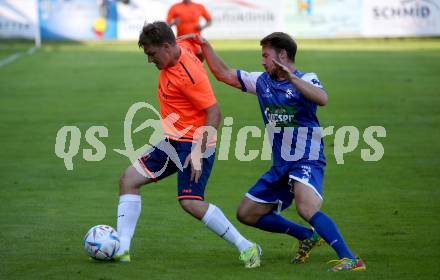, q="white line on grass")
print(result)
[0,47,37,68]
